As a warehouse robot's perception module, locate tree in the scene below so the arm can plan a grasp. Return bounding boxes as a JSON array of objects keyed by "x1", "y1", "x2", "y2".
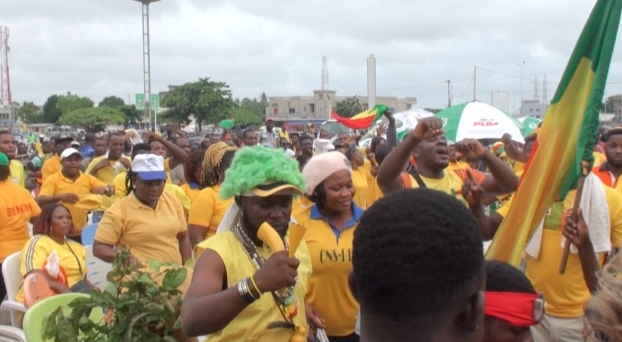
[
  {"x1": 229, "y1": 108, "x2": 263, "y2": 126},
  {"x1": 56, "y1": 92, "x2": 94, "y2": 116},
  {"x1": 99, "y1": 96, "x2": 125, "y2": 109},
  {"x1": 119, "y1": 105, "x2": 143, "y2": 126},
  {"x1": 42, "y1": 95, "x2": 62, "y2": 123},
  {"x1": 335, "y1": 96, "x2": 364, "y2": 118},
  {"x1": 160, "y1": 77, "x2": 236, "y2": 131},
  {"x1": 238, "y1": 93, "x2": 269, "y2": 118},
  {"x1": 17, "y1": 101, "x2": 45, "y2": 124},
  {"x1": 58, "y1": 107, "x2": 125, "y2": 132}
]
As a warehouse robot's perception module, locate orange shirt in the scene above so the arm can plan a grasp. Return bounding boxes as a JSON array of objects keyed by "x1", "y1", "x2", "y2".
[
  {"x1": 0, "y1": 181, "x2": 41, "y2": 262},
  {"x1": 593, "y1": 162, "x2": 621, "y2": 188}
]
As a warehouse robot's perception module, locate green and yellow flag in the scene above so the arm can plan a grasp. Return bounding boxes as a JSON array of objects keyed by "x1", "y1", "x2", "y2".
[{"x1": 486, "y1": 0, "x2": 622, "y2": 266}]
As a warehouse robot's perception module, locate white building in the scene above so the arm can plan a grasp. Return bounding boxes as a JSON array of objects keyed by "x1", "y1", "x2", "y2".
[{"x1": 519, "y1": 100, "x2": 548, "y2": 119}]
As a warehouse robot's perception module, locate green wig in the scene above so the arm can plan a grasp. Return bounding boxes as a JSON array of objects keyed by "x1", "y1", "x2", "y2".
[{"x1": 219, "y1": 146, "x2": 306, "y2": 199}]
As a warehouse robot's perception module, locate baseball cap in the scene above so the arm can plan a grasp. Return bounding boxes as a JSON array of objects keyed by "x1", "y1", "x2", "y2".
[
  {"x1": 265, "y1": 118, "x2": 274, "y2": 123},
  {"x1": 0, "y1": 152, "x2": 8, "y2": 166},
  {"x1": 248, "y1": 182, "x2": 304, "y2": 197},
  {"x1": 132, "y1": 154, "x2": 167, "y2": 180},
  {"x1": 38, "y1": 134, "x2": 45, "y2": 138},
  {"x1": 53, "y1": 134, "x2": 73, "y2": 144},
  {"x1": 60, "y1": 148, "x2": 83, "y2": 160},
  {"x1": 70, "y1": 141, "x2": 80, "y2": 148}
]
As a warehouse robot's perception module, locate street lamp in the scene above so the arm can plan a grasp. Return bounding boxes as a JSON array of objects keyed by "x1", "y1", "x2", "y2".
[
  {"x1": 518, "y1": 61, "x2": 525, "y2": 117},
  {"x1": 132, "y1": 0, "x2": 160, "y2": 130}
]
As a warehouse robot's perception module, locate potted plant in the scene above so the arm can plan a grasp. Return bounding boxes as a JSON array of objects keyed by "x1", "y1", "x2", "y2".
[{"x1": 42, "y1": 246, "x2": 190, "y2": 341}]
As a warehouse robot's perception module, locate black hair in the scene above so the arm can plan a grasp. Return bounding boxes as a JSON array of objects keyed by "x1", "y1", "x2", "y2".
[
  {"x1": 524, "y1": 134, "x2": 537, "y2": 145},
  {"x1": 374, "y1": 144, "x2": 393, "y2": 166},
  {"x1": 289, "y1": 132, "x2": 300, "y2": 139},
  {"x1": 353, "y1": 188, "x2": 484, "y2": 320},
  {"x1": 125, "y1": 143, "x2": 152, "y2": 195},
  {"x1": 242, "y1": 129, "x2": 255, "y2": 139},
  {"x1": 485, "y1": 260, "x2": 536, "y2": 293},
  {"x1": 107, "y1": 132, "x2": 124, "y2": 142},
  {"x1": 185, "y1": 150, "x2": 205, "y2": 185},
  {"x1": 0, "y1": 130, "x2": 10, "y2": 137},
  {"x1": 370, "y1": 136, "x2": 386, "y2": 154},
  {"x1": 602, "y1": 129, "x2": 622, "y2": 143},
  {"x1": 0, "y1": 165, "x2": 9, "y2": 182},
  {"x1": 309, "y1": 182, "x2": 327, "y2": 209},
  {"x1": 300, "y1": 135, "x2": 314, "y2": 144}
]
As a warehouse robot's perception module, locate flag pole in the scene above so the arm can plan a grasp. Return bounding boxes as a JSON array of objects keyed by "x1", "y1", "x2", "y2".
[{"x1": 559, "y1": 162, "x2": 590, "y2": 274}]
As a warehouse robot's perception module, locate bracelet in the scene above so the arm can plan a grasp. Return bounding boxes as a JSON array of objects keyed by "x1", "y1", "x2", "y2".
[
  {"x1": 249, "y1": 275, "x2": 262, "y2": 296},
  {"x1": 237, "y1": 278, "x2": 256, "y2": 304}
]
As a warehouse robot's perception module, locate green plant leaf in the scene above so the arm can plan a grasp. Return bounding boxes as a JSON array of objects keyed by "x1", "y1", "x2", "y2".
[
  {"x1": 42, "y1": 307, "x2": 61, "y2": 338},
  {"x1": 148, "y1": 260, "x2": 164, "y2": 273},
  {"x1": 163, "y1": 336, "x2": 177, "y2": 342},
  {"x1": 162, "y1": 268, "x2": 187, "y2": 290},
  {"x1": 184, "y1": 258, "x2": 195, "y2": 268},
  {"x1": 172, "y1": 316, "x2": 182, "y2": 330}
]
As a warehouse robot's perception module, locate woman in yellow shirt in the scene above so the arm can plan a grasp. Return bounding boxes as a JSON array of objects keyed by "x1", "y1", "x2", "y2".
[
  {"x1": 179, "y1": 150, "x2": 204, "y2": 200},
  {"x1": 345, "y1": 146, "x2": 376, "y2": 209},
  {"x1": 188, "y1": 142, "x2": 237, "y2": 248},
  {"x1": 0, "y1": 152, "x2": 42, "y2": 300},
  {"x1": 294, "y1": 151, "x2": 362, "y2": 341},
  {"x1": 17, "y1": 203, "x2": 93, "y2": 302}
]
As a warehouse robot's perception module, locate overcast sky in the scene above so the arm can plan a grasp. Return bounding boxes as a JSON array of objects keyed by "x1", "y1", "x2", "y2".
[{"x1": 3, "y1": 0, "x2": 622, "y2": 114}]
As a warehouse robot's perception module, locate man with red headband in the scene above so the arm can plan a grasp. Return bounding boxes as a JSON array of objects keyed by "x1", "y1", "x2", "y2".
[{"x1": 483, "y1": 260, "x2": 542, "y2": 342}]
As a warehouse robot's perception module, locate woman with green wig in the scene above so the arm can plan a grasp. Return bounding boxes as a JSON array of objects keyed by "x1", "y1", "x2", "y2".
[{"x1": 182, "y1": 146, "x2": 321, "y2": 342}]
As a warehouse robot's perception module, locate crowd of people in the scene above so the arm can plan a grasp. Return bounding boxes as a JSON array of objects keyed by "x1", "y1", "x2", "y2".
[{"x1": 1, "y1": 112, "x2": 622, "y2": 342}]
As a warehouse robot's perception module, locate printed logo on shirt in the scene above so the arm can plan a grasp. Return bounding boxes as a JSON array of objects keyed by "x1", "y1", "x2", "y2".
[
  {"x1": 319, "y1": 248, "x2": 352, "y2": 263},
  {"x1": 6, "y1": 203, "x2": 33, "y2": 217}
]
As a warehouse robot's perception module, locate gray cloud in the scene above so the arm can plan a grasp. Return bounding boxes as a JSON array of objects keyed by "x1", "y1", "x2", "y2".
[{"x1": 3, "y1": 0, "x2": 622, "y2": 114}]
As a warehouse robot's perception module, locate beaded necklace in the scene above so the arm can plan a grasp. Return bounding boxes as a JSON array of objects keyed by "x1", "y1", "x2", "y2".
[{"x1": 232, "y1": 220, "x2": 300, "y2": 323}]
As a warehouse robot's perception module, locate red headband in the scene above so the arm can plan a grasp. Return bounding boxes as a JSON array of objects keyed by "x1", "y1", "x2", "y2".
[{"x1": 485, "y1": 292, "x2": 543, "y2": 327}]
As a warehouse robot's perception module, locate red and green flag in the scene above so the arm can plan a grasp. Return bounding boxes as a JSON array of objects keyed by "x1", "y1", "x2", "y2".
[
  {"x1": 486, "y1": 0, "x2": 622, "y2": 266},
  {"x1": 331, "y1": 104, "x2": 389, "y2": 130}
]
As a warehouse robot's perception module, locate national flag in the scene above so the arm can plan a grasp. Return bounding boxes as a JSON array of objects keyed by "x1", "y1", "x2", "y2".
[
  {"x1": 331, "y1": 104, "x2": 388, "y2": 130},
  {"x1": 486, "y1": 0, "x2": 622, "y2": 266}
]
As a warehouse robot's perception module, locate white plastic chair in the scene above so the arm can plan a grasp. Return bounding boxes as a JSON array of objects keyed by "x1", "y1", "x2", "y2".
[
  {"x1": 0, "y1": 253, "x2": 26, "y2": 327},
  {"x1": 0, "y1": 325, "x2": 25, "y2": 341},
  {"x1": 84, "y1": 246, "x2": 112, "y2": 291}
]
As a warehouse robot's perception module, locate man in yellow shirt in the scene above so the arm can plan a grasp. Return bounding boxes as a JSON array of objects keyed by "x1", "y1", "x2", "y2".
[
  {"x1": 86, "y1": 132, "x2": 130, "y2": 223},
  {"x1": 41, "y1": 134, "x2": 73, "y2": 182},
  {"x1": 377, "y1": 117, "x2": 518, "y2": 203},
  {"x1": 0, "y1": 130, "x2": 25, "y2": 187},
  {"x1": 37, "y1": 148, "x2": 113, "y2": 243}
]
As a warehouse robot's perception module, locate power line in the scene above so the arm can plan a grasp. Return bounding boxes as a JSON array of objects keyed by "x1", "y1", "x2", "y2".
[{"x1": 455, "y1": 77, "x2": 474, "y2": 98}]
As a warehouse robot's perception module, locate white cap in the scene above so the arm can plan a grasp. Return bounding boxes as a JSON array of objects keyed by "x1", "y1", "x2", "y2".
[
  {"x1": 70, "y1": 141, "x2": 80, "y2": 147},
  {"x1": 60, "y1": 148, "x2": 82, "y2": 159},
  {"x1": 132, "y1": 154, "x2": 167, "y2": 180},
  {"x1": 38, "y1": 134, "x2": 45, "y2": 138}
]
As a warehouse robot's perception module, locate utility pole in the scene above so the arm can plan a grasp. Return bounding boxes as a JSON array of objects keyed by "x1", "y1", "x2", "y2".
[
  {"x1": 473, "y1": 66, "x2": 477, "y2": 101},
  {"x1": 518, "y1": 61, "x2": 526, "y2": 117},
  {"x1": 132, "y1": 0, "x2": 160, "y2": 130},
  {"x1": 446, "y1": 80, "x2": 451, "y2": 107}
]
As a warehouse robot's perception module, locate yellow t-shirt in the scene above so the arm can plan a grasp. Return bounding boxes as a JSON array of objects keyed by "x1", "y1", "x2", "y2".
[
  {"x1": 95, "y1": 191, "x2": 187, "y2": 265},
  {"x1": 292, "y1": 196, "x2": 313, "y2": 215},
  {"x1": 294, "y1": 204, "x2": 363, "y2": 337},
  {"x1": 86, "y1": 155, "x2": 131, "y2": 210},
  {"x1": 498, "y1": 187, "x2": 622, "y2": 317},
  {"x1": 16, "y1": 234, "x2": 87, "y2": 302},
  {"x1": 512, "y1": 161, "x2": 525, "y2": 173},
  {"x1": 35, "y1": 142, "x2": 43, "y2": 157},
  {"x1": 200, "y1": 230, "x2": 310, "y2": 342},
  {"x1": 188, "y1": 185, "x2": 234, "y2": 241},
  {"x1": 41, "y1": 155, "x2": 61, "y2": 182},
  {"x1": 0, "y1": 181, "x2": 41, "y2": 262},
  {"x1": 407, "y1": 170, "x2": 487, "y2": 207},
  {"x1": 351, "y1": 167, "x2": 376, "y2": 209},
  {"x1": 40, "y1": 172, "x2": 107, "y2": 235},
  {"x1": 446, "y1": 161, "x2": 471, "y2": 171},
  {"x1": 111, "y1": 172, "x2": 190, "y2": 217},
  {"x1": 179, "y1": 183, "x2": 201, "y2": 201},
  {"x1": 9, "y1": 160, "x2": 25, "y2": 187}
]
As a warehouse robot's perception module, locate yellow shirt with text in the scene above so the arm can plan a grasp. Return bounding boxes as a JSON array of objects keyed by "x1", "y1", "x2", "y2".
[
  {"x1": 95, "y1": 192, "x2": 186, "y2": 265},
  {"x1": 188, "y1": 185, "x2": 234, "y2": 241},
  {"x1": 498, "y1": 186, "x2": 622, "y2": 317},
  {"x1": 0, "y1": 181, "x2": 41, "y2": 262},
  {"x1": 200, "y1": 230, "x2": 311, "y2": 342},
  {"x1": 294, "y1": 204, "x2": 363, "y2": 337},
  {"x1": 40, "y1": 172, "x2": 107, "y2": 235},
  {"x1": 16, "y1": 235, "x2": 87, "y2": 302}
]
